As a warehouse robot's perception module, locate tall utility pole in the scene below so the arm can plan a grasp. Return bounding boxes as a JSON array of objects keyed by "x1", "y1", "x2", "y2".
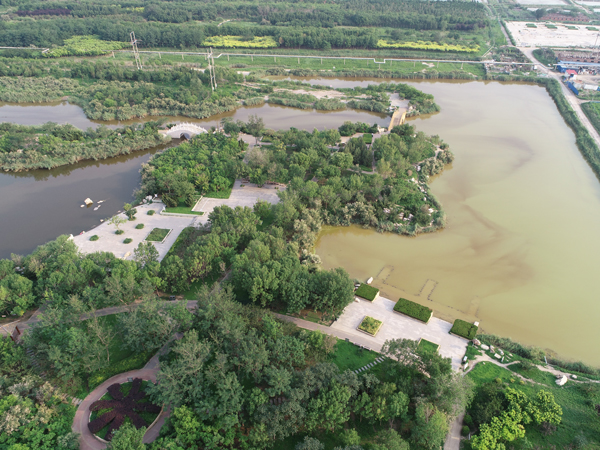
[
  {"x1": 130, "y1": 31, "x2": 142, "y2": 70},
  {"x1": 207, "y1": 47, "x2": 217, "y2": 91}
]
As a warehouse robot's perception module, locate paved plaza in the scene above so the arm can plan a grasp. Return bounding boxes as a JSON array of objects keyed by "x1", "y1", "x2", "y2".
[
  {"x1": 72, "y1": 203, "x2": 196, "y2": 261},
  {"x1": 193, "y1": 179, "x2": 283, "y2": 223},
  {"x1": 332, "y1": 295, "x2": 468, "y2": 369},
  {"x1": 506, "y1": 21, "x2": 600, "y2": 48}
]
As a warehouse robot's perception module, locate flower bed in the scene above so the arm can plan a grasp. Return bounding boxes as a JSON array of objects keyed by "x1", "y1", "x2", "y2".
[
  {"x1": 354, "y1": 283, "x2": 379, "y2": 301},
  {"x1": 393, "y1": 298, "x2": 432, "y2": 323},
  {"x1": 88, "y1": 378, "x2": 161, "y2": 442},
  {"x1": 450, "y1": 319, "x2": 478, "y2": 340},
  {"x1": 357, "y1": 316, "x2": 383, "y2": 336}
]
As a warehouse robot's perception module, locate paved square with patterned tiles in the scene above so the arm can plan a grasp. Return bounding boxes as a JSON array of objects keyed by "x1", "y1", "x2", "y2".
[{"x1": 332, "y1": 295, "x2": 468, "y2": 369}]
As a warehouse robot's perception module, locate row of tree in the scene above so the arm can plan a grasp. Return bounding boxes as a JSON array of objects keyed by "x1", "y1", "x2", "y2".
[
  {"x1": 7, "y1": 0, "x2": 489, "y2": 32},
  {"x1": 0, "y1": 122, "x2": 165, "y2": 171}
]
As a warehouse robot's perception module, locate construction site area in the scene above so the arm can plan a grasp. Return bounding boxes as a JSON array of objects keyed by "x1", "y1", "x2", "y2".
[{"x1": 506, "y1": 21, "x2": 600, "y2": 47}]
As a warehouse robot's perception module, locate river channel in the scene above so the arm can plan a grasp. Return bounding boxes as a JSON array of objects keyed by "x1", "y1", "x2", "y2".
[{"x1": 1, "y1": 79, "x2": 599, "y2": 365}]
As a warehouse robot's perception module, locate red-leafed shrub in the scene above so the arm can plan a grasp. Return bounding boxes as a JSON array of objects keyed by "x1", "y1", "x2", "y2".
[{"x1": 88, "y1": 378, "x2": 160, "y2": 441}]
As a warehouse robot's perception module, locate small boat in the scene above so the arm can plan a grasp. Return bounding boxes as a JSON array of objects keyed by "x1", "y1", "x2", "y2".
[
  {"x1": 80, "y1": 205, "x2": 84, "y2": 208},
  {"x1": 93, "y1": 206, "x2": 99, "y2": 211},
  {"x1": 98, "y1": 200, "x2": 105, "y2": 203}
]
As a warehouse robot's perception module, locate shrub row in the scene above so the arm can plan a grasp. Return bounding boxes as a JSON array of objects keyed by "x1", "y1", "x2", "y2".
[
  {"x1": 393, "y1": 298, "x2": 432, "y2": 323},
  {"x1": 450, "y1": 319, "x2": 478, "y2": 340},
  {"x1": 354, "y1": 283, "x2": 379, "y2": 301}
]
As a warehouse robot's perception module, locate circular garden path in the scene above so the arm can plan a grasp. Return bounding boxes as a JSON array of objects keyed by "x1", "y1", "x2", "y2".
[{"x1": 71, "y1": 362, "x2": 169, "y2": 450}]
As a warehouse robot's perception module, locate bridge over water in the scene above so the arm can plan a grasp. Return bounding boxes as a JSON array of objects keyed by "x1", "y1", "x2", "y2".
[{"x1": 159, "y1": 123, "x2": 208, "y2": 139}]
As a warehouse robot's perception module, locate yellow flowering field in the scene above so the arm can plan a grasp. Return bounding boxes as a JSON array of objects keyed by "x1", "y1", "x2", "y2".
[
  {"x1": 376, "y1": 39, "x2": 479, "y2": 53},
  {"x1": 203, "y1": 36, "x2": 278, "y2": 48}
]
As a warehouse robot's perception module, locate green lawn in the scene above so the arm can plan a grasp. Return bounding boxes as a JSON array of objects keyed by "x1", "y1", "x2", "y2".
[
  {"x1": 362, "y1": 133, "x2": 373, "y2": 144},
  {"x1": 145, "y1": 228, "x2": 171, "y2": 242},
  {"x1": 328, "y1": 339, "x2": 379, "y2": 373},
  {"x1": 465, "y1": 343, "x2": 482, "y2": 360},
  {"x1": 467, "y1": 361, "x2": 600, "y2": 449},
  {"x1": 164, "y1": 195, "x2": 203, "y2": 215},
  {"x1": 204, "y1": 183, "x2": 233, "y2": 199},
  {"x1": 418, "y1": 339, "x2": 439, "y2": 353}
]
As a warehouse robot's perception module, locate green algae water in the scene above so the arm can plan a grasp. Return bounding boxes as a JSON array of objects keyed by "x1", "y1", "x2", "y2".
[{"x1": 316, "y1": 80, "x2": 600, "y2": 366}]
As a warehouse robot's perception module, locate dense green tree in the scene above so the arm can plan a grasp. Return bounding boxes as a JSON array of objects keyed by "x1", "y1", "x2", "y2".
[
  {"x1": 106, "y1": 423, "x2": 146, "y2": 450},
  {"x1": 410, "y1": 403, "x2": 449, "y2": 450}
]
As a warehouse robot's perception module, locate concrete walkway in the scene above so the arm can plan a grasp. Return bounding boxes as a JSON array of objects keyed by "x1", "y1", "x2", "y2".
[{"x1": 72, "y1": 202, "x2": 196, "y2": 262}]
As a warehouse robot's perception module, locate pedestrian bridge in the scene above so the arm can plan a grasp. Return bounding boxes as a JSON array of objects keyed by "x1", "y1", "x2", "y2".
[{"x1": 159, "y1": 123, "x2": 209, "y2": 139}]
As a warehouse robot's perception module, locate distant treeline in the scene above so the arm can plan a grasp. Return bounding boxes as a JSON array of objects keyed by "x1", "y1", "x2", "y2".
[
  {"x1": 8, "y1": 0, "x2": 488, "y2": 30},
  {"x1": 0, "y1": 122, "x2": 166, "y2": 171}
]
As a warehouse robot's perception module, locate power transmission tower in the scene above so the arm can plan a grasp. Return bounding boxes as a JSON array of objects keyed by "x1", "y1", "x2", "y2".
[
  {"x1": 207, "y1": 47, "x2": 217, "y2": 91},
  {"x1": 130, "y1": 31, "x2": 142, "y2": 70}
]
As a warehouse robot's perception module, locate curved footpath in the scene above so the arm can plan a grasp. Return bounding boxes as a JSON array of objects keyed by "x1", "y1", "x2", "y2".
[{"x1": 72, "y1": 341, "x2": 175, "y2": 449}]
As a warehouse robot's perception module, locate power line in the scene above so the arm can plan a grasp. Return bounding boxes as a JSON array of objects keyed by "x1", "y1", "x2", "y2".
[
  {"x1": 130, "y1": 31, "x2": 142, "y2": 70},
  {"x1": 207, "y1": 47, "x2": 217, "y2": 91}
]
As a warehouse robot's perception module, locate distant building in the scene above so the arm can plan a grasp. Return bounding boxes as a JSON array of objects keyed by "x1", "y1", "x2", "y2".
[
  {"x1": 541, "y1": 13, "x2": 590, "y2": 22},
  {"x1": 557, "y1": 61, "x2": 600, "y2": 74},
  {"x1": 557, "y1": 51, "x2": 600, "y2": 64},
  {"x1": 565, "y1": 69, "x2": 578, "y2": 78}
]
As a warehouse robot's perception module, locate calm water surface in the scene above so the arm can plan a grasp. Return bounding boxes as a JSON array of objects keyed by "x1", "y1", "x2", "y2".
[{"x1": 315, "y1": 79, "x2": 600, "y2": 365}]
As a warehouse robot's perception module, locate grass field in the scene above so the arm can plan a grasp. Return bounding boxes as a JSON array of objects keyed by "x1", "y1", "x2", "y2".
[
  {"x1": 145, "y1": 228, "x2": 171, "y2": 242},
  {"x1": 328, "y1": 339, "x2": 379, "y2": 372},
  {"x1": 466, "y1": 361, "x2": 600, "y2": 449},
  {"x1": 164, "y1": 195, "x2": 203, "y2": 215},
  {"x1": 418, "y1": 339, "x2": 439, "y2": 353},
  {"x1": 204, "y1": 183, "x2": 233, "y2": 199}
]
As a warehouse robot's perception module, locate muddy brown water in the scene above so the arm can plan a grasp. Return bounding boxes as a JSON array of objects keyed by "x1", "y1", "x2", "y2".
[
  {"x1": 0, "y1": 102, "x2": 387, "y2": 259},
  {"x1": 312, "y1": 78, "x2": 600, "y2": 366}
]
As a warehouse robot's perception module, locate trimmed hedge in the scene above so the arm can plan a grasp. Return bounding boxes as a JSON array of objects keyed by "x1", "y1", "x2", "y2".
[
  {"x1": 393, "y1": 298, "x2": 432, "y2": 323},
  {"x1": 355, "y1": 283, "x2": 379, "y2": 301},
  {"x1": 147, "y1": 210, "x2": 155, "y2": 215},
  {"x1": 89, "y1": 235, "x2": 99, "y2": 241},
  {"x1": 123, "y1": 238, "x2": 133, "y2": 244},
  {"x1": 450, "y1": 319, "x2": 478, "y2": 340},
  {"x1": 135, "y1": 223, "x2": 145, "y2": 229}
]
